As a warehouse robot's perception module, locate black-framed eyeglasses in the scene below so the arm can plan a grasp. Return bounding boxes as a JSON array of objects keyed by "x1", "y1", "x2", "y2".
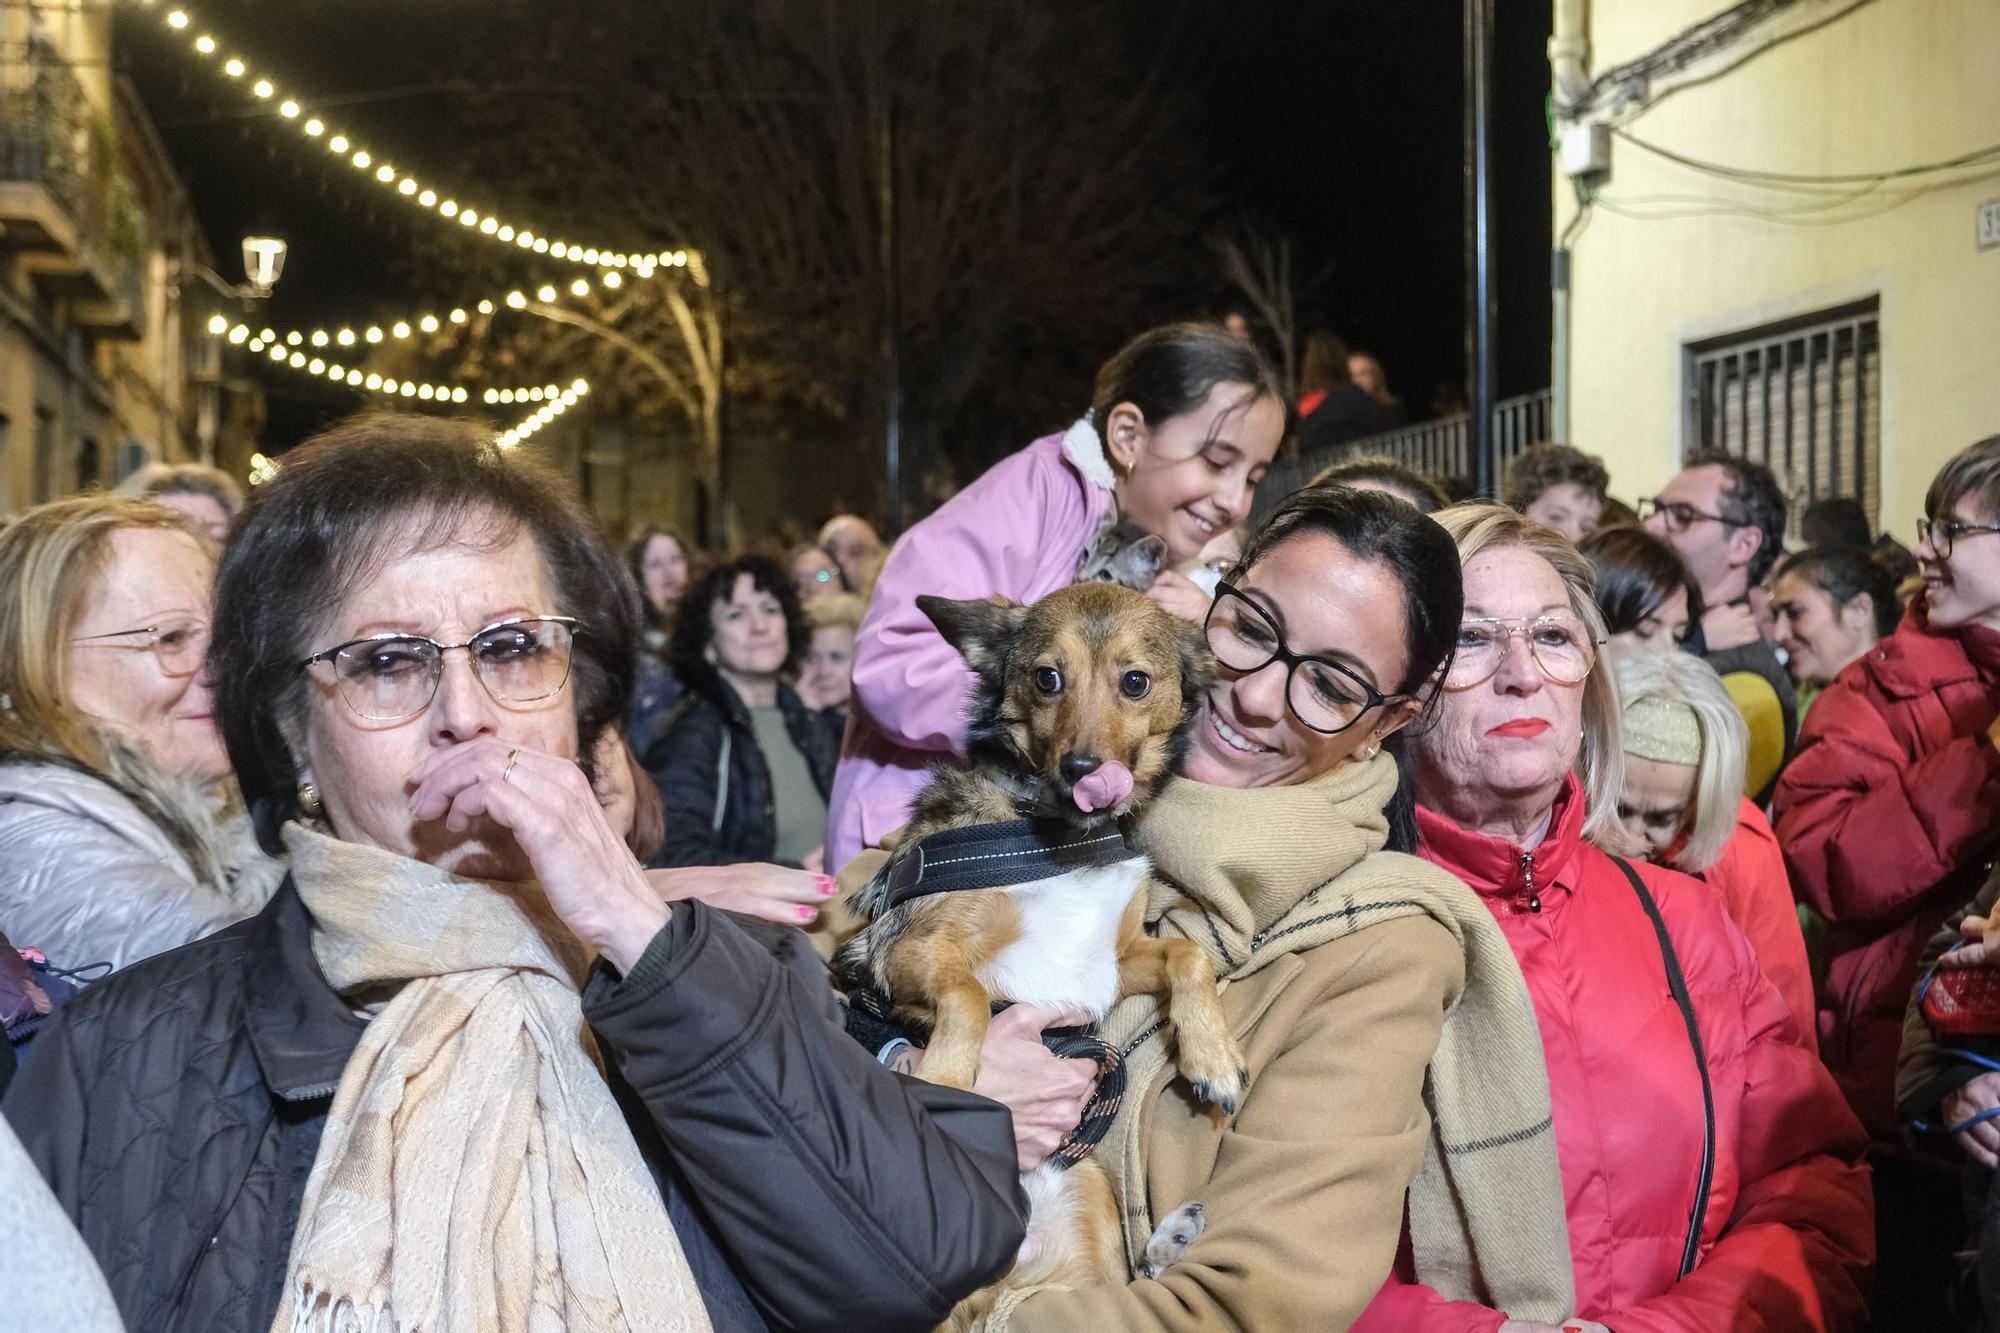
[
  {"x1": 72, "y1": 620, "x2": 211, "y2": 676},
  {"x1": 299, "y1": 615, "x2": 581, "y2": 722},
  {"x1": 1917, "y1": 517, "x2": 2000, "y2": 560},
  {"x1": 1640, "y1": 497, "x2": 1737, "y2": 533},
  {"x1": 1204, "y1": 583, "x2": 1398, "y2": 735}
]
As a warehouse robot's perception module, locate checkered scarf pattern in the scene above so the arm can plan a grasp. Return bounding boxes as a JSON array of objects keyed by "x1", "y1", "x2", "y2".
[{"x1": 271, "y1": 823, "x2": 711, "y2": 1333}]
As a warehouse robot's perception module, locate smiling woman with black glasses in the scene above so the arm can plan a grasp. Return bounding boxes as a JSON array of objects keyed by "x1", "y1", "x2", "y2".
[
  {"x1": 2, "y1": 414, "x2": 1030, "y2": 1333},
  {"x1": 983, "y1": 486, "x2": 1596, "y2": 1332}
]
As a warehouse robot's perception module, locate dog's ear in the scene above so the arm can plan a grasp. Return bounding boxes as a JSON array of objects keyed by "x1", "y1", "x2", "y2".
[
  {"x1": 1171, "y1": 614, "x2": 1217, "y2": 717},
  {"x1": 918, "y1": 595, "x2": 1027, "y2": 677}
]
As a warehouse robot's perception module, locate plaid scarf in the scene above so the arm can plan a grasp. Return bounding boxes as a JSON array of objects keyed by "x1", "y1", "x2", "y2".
[
  {"x1": 1102, "y1": 761, "x2": 1573, "y2": 1322},
  {"x1": 272, "y1": 824, "x2": 712, "y2": 1333}
]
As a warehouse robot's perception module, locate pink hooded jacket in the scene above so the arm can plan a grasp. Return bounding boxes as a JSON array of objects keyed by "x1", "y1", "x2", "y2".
[{"x1": 824, "y1": 422, "x2": 1116, "y2": 870}]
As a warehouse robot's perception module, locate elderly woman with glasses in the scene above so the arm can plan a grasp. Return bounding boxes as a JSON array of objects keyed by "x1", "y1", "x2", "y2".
[
  {"x1": 3, "y1": 415, "x2": 1028, "y2": 1333},
  {"x1": 1356, "y1": 504, "x2": 1871, "y2": 1333},
  {"x1": 953, "y1": 486, "x2": 1609, "y2": 1332},
  {"x1": 0, "y1": 495, "x2": 280, "y2": 975}
]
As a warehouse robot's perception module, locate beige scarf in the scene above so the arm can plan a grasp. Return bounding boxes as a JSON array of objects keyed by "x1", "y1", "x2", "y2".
[
  {"x1": 1099, "y1": 757, "x2": 1574, "y2": 1322},
  {"x1": 272, "y1": 824, "x2": 712, "y2": 1333}
]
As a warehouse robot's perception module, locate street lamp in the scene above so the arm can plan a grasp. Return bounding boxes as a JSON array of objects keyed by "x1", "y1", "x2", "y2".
[{"x1": 240, "y1": 236, "x2": 287, "y2": 299}]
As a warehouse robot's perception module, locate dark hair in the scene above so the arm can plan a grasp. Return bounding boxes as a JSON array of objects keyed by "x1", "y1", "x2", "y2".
[
  {"x1": 1926, "y1": 435, "x2": 2000, "y2": 524},
  {"x1": 211, "y1": 413, "x2": 639, "y2": 854},
  {"x1": 1502, "y1": 443, "x2": 1610, "y2": 511},
  {"x1": 669, "y1": 554, "x2": 811, "y2": 689},
  {"x1": 1800, "y1": 496, "x2": 1872, "y2": 551},
  {"x1": 1091, "y1": 322, "x2": 1285, "y2": 441},
  {"x1": 1235, "y1": 484, "x2": 1465, "y2": 852},
  {"x1": 1298, "y1": 331, "x2": 1352, "y2": 393},
  {"x1": 626, "y1": 525, "x2": 691, "y2": 631},
  {"x1": 1579, "y1": 525, "x2": 1706, "y2": 640},
  {"x1": 1308, "y1": 455, "x2": 1451, "y2": 515},
  {"x1": 1779, "y1": 546, "x2": 1901, "y2": 638},
  {"x1": 1684, "y1": 448, "x2": 1788, "y2": 584},
  {"x1": 1598, "y1": 495, "x2": 1640, "y2": 530}
]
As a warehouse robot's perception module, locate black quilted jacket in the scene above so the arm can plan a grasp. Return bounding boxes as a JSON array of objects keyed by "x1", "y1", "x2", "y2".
[
  {"x1": 2, "y1": 881, "x2": 1025, "y2": 1332},
  {"x1": 644, "y1": 676, "x2": 842, "y2": 868}
]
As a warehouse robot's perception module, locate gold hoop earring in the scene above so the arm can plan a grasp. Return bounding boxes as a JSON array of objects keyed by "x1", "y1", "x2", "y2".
[{"x1": 298, "y1": 782, "x2": 324, "y2": 817}]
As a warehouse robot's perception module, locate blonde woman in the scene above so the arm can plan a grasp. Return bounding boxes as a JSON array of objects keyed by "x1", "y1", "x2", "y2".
[
  {"x1": 0, "y1": 496, "x2": 278, "y2": 973},
  {"x1": 800, "y1": 592, "x2": 866, "y2": 714},
  {"x1": 1608, "y1": 645, "x2": 1817, "y2": 1050},
  {"x1": 1358, "y1": 504, "x2": 1869, "y2": 1331}
]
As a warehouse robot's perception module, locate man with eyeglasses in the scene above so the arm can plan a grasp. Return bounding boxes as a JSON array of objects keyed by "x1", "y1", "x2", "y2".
[{"x1": 1642, "y1": 450, "x2": 1798, "y2": 800}]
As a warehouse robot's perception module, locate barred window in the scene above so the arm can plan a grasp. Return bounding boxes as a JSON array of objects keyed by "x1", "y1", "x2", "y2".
[{"x1": 1684, "y1": 298, "x2": 1881, "y2": 537}]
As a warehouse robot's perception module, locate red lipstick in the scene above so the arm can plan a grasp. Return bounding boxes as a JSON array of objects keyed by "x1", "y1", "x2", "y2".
[{"x1": 1488, "y1": 718, "x2": 1551, "y2": 738}]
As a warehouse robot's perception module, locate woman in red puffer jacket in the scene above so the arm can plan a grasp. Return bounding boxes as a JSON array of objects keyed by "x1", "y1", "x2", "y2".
[
  {"x1": 1356, "y1": 507, "x2": 1872, "y2": 1332},
  {"x1": 1773, "y1": 438, "x2": 2000, "y2": 1145}
]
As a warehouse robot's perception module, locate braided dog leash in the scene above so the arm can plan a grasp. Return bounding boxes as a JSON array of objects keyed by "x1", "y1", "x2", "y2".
[{"x1": 849, "y1": 988, "x2": 1125, "y2": 1171}]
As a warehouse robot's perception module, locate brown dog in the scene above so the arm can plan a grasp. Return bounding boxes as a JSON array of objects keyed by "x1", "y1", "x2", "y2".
[{"x1": 834, "y1": 582, "x2": 1243, "y2": 1321}]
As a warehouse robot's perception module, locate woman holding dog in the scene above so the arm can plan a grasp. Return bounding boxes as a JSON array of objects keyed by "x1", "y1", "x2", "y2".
[
  {"x1": 986, "y1": 487, "x2": 1575, "y2": 1331},
  {"x1": 825, "y1": 321, "x2": 1287, "y2": 872},
  {"x1": 1355, "y1": 505, "x2": 1872, "y2": 1332},
  {"x1": 4, "y1": 416, "x2": 1029, "y2": 1332}
]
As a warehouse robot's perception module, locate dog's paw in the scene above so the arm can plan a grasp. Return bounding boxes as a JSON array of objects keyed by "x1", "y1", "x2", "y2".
[
  {"x1": 1176, "y1": 1048, "x2": 1240, "y2": 1112},
  {"x1": 1138, "y1": 1200, "x2": 1207, "y2": 1279}
]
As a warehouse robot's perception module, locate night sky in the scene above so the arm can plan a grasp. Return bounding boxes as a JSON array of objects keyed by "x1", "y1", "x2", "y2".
[{"x1": 121, "y1": 0, "x2": 1553, "y2": 489}]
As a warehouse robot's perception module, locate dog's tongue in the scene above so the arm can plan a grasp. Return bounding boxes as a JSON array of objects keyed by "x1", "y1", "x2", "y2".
[{"x1": 1073, "y1": 762, "x2": 1134, "y2": 813}]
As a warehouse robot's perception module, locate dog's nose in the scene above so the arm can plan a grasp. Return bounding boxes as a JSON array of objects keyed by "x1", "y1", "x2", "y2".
[{"x1": 1059, "y1": 753, "x2": 1103, "y2": 782}]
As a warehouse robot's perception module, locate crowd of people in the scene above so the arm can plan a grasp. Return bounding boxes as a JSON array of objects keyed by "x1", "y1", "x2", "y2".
[{"x1": 0, "y1": 318, "x2": 1994, "y2": 1331}]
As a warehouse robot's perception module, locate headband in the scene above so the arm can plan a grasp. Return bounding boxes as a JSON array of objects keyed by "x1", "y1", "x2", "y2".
[{"x1": 1623, "y1": 694, "x2": 1704, "y2": 767}]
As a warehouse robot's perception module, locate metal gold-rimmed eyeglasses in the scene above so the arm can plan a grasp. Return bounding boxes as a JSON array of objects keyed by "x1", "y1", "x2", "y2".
[
  {"x1": 1442, "y1": 614, "x2": 1600, "y2": 690},
  {"x1": 72, "y1": 620, "x2": 211, "y2": 677},
  {"x1": 299, "y1": 615, "x2": 581, "y2": 722},
  {"x1": 1203, "y1": 582, "x2": 1402, "y2": 735},
  {"x1": 1917, "y1": 516, "x2": 2000, "y2": 560},
  {"x1": 1639, "y1": 497, "x2": 1737, "y2": 533}
]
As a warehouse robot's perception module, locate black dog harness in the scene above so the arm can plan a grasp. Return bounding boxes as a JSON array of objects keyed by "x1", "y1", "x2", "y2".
[
  {"x1": 867, "y1": 816, "x2": 1141, "y2": 1169},
  {"x1": 880, "y1": 817, "x2": 1138, "y2": 909}
]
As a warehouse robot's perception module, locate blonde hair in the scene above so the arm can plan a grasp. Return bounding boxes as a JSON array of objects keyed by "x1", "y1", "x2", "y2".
[
  {"x1": 806, "y1": 592, "x2": 867, "y2": 634},
  {"x1": 0, "y1": 495, "x2": 211, "y2": 773},
  {"x1": 1426, "y1": 503, "x2": 1625, "y2": 843},
  {"x1": 1609, "y1": 646, "x2": 1746, "y2": 873}
]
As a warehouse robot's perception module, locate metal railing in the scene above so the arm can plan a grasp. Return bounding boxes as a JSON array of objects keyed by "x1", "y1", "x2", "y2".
[
  {"x1": 1256, "y1": 387, "x2": 1552, "y2": 516},
  {"x1": 0, "y1": 38, "x2": 148, "y2": 289},
  {"x1": 1, "y1": 39, "x2": 93, "y2": 226},
  {"x1": 1685, "y1": 300, "x2": 1880, "y2": 534}
]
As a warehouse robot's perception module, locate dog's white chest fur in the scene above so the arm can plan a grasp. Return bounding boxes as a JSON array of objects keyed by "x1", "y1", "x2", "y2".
[{"x1": 975, "y1": 855, "x2": 1149, "y2": 1022}]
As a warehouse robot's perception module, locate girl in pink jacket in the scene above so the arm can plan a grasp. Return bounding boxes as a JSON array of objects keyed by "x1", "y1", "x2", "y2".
[{"x1": 824, "y1": 322, "x2": 1286, "y2": 869}]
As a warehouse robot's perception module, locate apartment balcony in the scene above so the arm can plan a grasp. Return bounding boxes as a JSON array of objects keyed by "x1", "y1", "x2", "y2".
[{"x1": 0, "y1": 41, "x2": 147, "y2": 338}]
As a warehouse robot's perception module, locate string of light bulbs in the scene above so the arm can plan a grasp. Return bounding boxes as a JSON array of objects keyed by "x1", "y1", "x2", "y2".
[
  {"x1": 496, "y1": 382, "x2": 589, "y2": 451},
  {"x1": 139, "y1": 0, "x2": 694, "y2": 271},
  {"x1": 199, "y1": 266, "x2": 647, "y2": 356},
  {"x1": 217, "y1": 314, "x2": 592, "y2": 402}
]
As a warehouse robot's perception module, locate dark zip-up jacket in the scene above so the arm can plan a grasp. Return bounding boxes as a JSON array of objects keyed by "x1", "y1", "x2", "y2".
[
  {"x1": 645, "y1": 675, "x2": 842, "y2": 868},
  {"x1": 2, "y1": 880, "x2": 1025, "y2": 1332}
]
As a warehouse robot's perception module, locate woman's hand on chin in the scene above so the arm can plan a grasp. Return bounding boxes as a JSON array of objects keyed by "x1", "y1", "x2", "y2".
[{"x1": 407, "y1": 737, "x2": 669, "y2": 973}]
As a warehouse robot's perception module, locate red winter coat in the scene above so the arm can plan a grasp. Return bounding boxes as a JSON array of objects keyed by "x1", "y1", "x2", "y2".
[
  {"x1": 1773, "y1": 604, "x2": 2000, "y2": 1142},
  {"x1": 1701, "y1": 799, "x2": 1818, "y2": 1056},
  {"x1": 1356, "y1": 776, "x2": 1873, "y2": 1332}
]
